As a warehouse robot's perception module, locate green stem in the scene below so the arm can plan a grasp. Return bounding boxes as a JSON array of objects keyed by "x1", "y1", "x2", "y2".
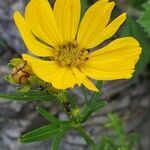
[
  {"x1": 63, "y1": 91, "x2": 78, "y2": 109},
  {"x1": 57, "y1": 90, "x2": 79, "y2": 120},
  {"x1": 76, "y1": 127, "x2": 96, "y2": 150},
  {"x1": 52, "y1": 129, "x2": 63, "y2": 150},
  {"x1": 57, "y1": 90, "x2": 96, "y2": 149}
]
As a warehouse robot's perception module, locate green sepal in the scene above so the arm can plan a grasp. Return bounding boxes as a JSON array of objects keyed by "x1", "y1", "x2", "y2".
[
  {"x1": 8, "y1": 58, "x2": 24, "y2": 68},
  {"x1": 17, "y1": 84, "x2": 31, "y2": 93},
  {"x1": 4, "y1": 75, "x2": 17, "y2": 85},
  {"x1": 28, "y1": 75, "x2": 45, "y2": 86}
]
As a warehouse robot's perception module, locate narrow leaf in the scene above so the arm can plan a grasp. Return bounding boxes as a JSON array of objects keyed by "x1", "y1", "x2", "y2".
[
  {"x1": 19, "y1": 125, "x2": 59, "y2": 143},
  {"x1": 79, "y1": 100, "x2": 106, "y2": 123},
  {"x1": 0, "y1": 91, "x2": 56, "y2": 102},
  {"x1": 36, "y1": 106, "x2": 60, "y2": 125},
  {"x1": 91, "y1": 101, "x2": 107, "y2": 112}
]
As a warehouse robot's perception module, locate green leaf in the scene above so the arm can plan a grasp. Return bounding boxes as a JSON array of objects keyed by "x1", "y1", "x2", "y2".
[
  {"x1": 106, "y1": 113, "x2": 124, "y2": 136},
  {"x1": 79, "y1": 100, "x2": 106, "y2": 123},
  {"x1": 0, "y1": 91, "x2": 56, "y2": 102},
  {"x1": 125, "y1": 0, "x2": 148, "y2": 9},
  {"x1": 91, "y1": 101, "x2": 107, "y2": 112},
  {"x1": 19, "y1": 125, "x2": 59, "y2": 143},
  {"x1": 121, "y1": 17, "x2": 150, "y2": 76},
  {"x1": 97, "y1": 136, "x2": 116, "y2": 150},
  {"x1": 52, "y1": 130, "x2": 64, "y2": 150},
  {"x1": 138, "y1": 2, "x2": 150, "y2": 36},
  {"x1": 97, "y1": 113, "x2": 138, "y2": 150},
  {"x1": 81, "y1": 81, "x2": 107, "y2": 122},
  {"x1": 51, "y1": 122, "x2": 71, "y2": 150},
  {"x1": 78, "y1": 81, "x2": 105, "y2": 123},
  {"x1": 117, "y1": 147, "x2": 128, "y2": 150},
  {"x1": 36, "y1": 107, "x2": 60, "y2": 125}
]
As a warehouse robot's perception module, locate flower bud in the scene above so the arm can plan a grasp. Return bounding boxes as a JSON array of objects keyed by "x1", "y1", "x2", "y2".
[{"x1": 11, "y1": 61, "x2": 32, "y2": 85}]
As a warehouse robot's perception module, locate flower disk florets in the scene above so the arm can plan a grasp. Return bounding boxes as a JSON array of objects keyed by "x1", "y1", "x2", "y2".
[{"x1": 54, "y1": 41, "x2": 89, "y2": 67}]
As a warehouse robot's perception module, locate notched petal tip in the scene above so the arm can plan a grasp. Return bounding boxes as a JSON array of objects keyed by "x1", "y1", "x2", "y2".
[
  {"x1": 82, "y1": 78, "x2": 100, "y2": 92},
  {"x1": 110, "y1": 1, "x2": 115, "y2": 7}
]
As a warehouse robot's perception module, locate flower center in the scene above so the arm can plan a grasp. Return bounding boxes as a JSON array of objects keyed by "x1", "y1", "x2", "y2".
[{"x1": 53, "y1": 41, "x2": 89, "y2": 67}]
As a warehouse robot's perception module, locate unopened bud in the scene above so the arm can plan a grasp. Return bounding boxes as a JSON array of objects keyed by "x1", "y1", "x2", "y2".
[
  {"x1": 71, "y1": 108, "x2": 80, "y2": 117},
  {"x1": 11, "y1": 61, "x2": 31, "y2": 85}
]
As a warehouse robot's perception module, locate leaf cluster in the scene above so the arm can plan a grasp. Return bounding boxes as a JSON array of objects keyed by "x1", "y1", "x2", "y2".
[
  {"x1": 0, "y1": 81, "x2": 106, "y2": 149},
  {"x1": 97, "y1": 113, "x2": 139, "y2": 150}
]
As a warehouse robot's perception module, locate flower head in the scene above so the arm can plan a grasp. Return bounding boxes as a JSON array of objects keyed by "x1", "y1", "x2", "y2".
[{"x1": 13, "y1": 0, "x2": 142, "y2": 91}]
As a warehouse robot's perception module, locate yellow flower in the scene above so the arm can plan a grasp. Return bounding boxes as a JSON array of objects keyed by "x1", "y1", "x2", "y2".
[{"x1": 13, "y1": 0, "x2": 142, "y2": 91}]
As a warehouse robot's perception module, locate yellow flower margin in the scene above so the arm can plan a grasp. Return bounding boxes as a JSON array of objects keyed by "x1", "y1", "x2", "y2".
[{"x1": 13, "y1": 0, "x2": 142, "y2": 92}]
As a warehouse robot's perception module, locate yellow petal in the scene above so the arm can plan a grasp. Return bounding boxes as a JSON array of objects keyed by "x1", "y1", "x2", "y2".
[
  {"x1": 13, "y1": 11, "x2": 54, "y2": 57},
  {"x1": 93, "y1": 13, "x2": 126, "y2": 46},
  {"x1": 25, "y1": 0, "x2": 56, "y2": 46},
  {"x1": 22, "y1": 54, "x2": 46, "y2": 66},
  {"x1": 82, "y1": 78, "x2": 99, "y2": 92},
  {"x1": 82, "y1": 37, "x2": 142, "y2": 80},
  {"x1": 25, "y1": 57, "x2": 76, "y2": 89},
  {"x1": 51, "y1": 67, "x2": 76, "y2": 89},
  {"x1": 54, "y1": 0, "x2": 81, "y2": 42},
  {"x1": 71, "y1": 68, "x2": 99, "y2": 91},
  {"x1": 27, "y1": 0, "x2": 63, "y2": 45},
  {"x1": 71, "y1": 67, "x2": 85, "y2": 86},
  {"x1": 77, "y1": 0, "x2": 114, "y2": 48}
]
